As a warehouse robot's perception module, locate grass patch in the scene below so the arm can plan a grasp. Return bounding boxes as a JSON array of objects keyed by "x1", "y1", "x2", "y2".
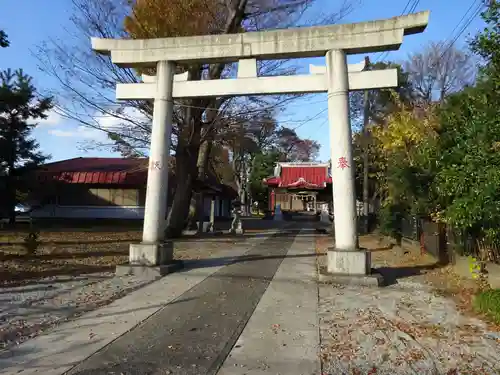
[{"x1": 474, "y1": 289, "x2": 500, "y2": 323}]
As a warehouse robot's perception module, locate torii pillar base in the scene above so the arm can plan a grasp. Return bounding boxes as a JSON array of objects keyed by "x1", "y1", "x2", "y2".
[
  {"x1": 319, "y1": 248, "x2": 385, "y2": 287},
  {"x1": 115, "y1": 242, "x2": 184, "y2": 278}
]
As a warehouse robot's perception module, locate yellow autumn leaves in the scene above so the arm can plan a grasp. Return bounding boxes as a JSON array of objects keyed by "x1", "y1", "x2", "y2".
[
  {"x1": 370, "y1": 93, "x2": 440, "y2": 168},
  {"x1": 124, "y1": 0, "x2": 226, "y2": 39}
]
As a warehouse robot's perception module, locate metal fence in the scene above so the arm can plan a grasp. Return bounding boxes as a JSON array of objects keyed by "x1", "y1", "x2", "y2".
[
  {"x1": 401, "y1": 215, "x2": 421, "y2": 242},
  {"x1": 400, "y1": 216, "x2": 485, "y2": 264},
  {"x1": 401, "y1": 216, "x2": 464, "y2": 264},
  {"x1": 420, "y1": 220, "x2": 449, "y2": 264}
]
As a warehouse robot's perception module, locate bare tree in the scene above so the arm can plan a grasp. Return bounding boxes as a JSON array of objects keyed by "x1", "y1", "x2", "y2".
[
  {"x1": 404, "y1": 41, "x2": 476, "y2": 103},
  {"x1": 36, "y1": 0, "x2": 357, "y2": 236},
  {"x1": 223, "y1": 111, "x2": 320, "y2": 214}
]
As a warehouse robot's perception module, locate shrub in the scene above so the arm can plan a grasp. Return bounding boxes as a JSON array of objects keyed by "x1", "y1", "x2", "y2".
[{"x1": 474, "y1": 289, "x2": 500, "y2": 324}]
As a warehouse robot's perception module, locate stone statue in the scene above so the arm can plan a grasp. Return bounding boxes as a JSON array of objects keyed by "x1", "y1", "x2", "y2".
[
  {"x1": 274, "y1": 204, "x2": 283, "y2": 221},
  {"x1": 229, "y1": 199, "x2": 244, "y2": 234}
]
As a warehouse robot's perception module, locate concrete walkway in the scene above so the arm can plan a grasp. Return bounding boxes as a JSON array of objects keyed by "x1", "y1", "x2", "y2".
[
  {"x1": 218, "y1": 229, "x2": 320, "y2": 375},
  {"x1": 0, "y1": 227, "x2": 319, "y2": 375}
]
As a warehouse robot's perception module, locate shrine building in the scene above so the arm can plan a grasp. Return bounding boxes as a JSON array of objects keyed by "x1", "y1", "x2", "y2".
[{"x1": 263, "y1": 162, "x2": 333, "y2": 213}]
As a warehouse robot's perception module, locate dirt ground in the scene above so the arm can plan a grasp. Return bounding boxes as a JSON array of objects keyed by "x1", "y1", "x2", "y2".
[
  {"x1": 315, "y1": 233, "x2": 497, "y2": 328},
  {"x1": 0, "y1": 225, "x2": 254, "y2": 287}
]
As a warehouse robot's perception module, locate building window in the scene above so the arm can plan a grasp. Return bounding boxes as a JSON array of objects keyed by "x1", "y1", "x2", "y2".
[
  {"x1": 58, "y1": 186, "x2": 139, "y2": 206},
  {"x1": 122, "y1": 189, "x2": 139, "y2": 206},
  {"x1": 90, "y1": 188, "x2": 111, "y2": 204},
  {"x1": 89, "y1": 188, "x2": 139, "y2": 206}
]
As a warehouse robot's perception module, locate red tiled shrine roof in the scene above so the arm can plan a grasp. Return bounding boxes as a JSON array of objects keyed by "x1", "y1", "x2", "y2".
[
  {"x1": 264, "y1": 164, "x2": 332, "y2": 189},
  {"x1": 31, "y1": 157, "x2": 238, "y2": 198},
  {"x1": 35, "y1": 157, "x2": 148, "y2": 185}
]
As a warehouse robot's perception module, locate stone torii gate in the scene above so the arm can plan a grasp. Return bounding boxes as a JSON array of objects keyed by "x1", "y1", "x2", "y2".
[{"x1": 91, "y1": 11, "x2": 429, "y2": 278}]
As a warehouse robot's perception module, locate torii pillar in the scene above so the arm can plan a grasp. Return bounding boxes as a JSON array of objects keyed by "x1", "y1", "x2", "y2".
[
  {"x1": 326, "y1": 50, "x2": 365, "y2": 275},
  {"x1": 311, "y1": 56, "x2": 374, "y2": 277},
  {"x1": 128, "y1": 61, "x2": 176, "y2": 268}
]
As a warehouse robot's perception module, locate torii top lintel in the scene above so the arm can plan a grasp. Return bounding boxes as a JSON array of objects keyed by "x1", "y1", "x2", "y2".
[{"x1": 91, "y1": 11, "x2": 429, "y2": 68}]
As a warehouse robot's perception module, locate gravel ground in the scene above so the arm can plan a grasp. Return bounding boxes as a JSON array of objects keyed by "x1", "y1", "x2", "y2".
[
  {"x1": 0, "y1": 272, "x2": 157, "y2": 350},
  {"x1": 316, "y1": 234, "x2": 500, "y2": 374},
  {"x1": 319, "y1": 282, "x2": 500, "y2": 375}
]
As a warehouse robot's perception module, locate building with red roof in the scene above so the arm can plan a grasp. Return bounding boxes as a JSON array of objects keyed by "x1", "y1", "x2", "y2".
[
  {"x1": 263, "y1": 162, "x2": 332, "y2": 212},
  {"x1": 25, "y1": 157, "x2": 237, "y2": 220}
]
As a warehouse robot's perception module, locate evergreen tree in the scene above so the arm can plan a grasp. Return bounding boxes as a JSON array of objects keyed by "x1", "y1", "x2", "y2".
[
  {"x1": 0, "y1": 68, "x2": 52, "y2": 222},
  {"x1": 470, "y1": 1, "x2": 499, "y2": 86},
  {"x1": 0, "y1": 30, "x2": 8, "y2": 48},
  {"x1": 249, "y1": 151, "x2": 280, "y2": 211}
]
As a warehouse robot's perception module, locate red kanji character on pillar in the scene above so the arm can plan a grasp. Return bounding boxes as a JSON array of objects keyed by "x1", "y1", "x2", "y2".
[
  {"x1": 337, "y1": 156, "x2": 349, "y2": 170},
  {"x1": 149, "y1": 160, "x2": 162, "y2": 170}
]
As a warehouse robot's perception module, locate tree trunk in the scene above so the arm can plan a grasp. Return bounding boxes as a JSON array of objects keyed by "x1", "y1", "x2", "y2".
[
  {"x1": 239, "y1": 166, "x2": 246, "y2": 216},
  {"x1": 186, "y1": 110, "x2": 215, "y2": 232},
  {"x1": 166, "y1": 173, "x2": 195, "y2": 237},
  {"x1": 362, "y1": 90, "x2": 370, "y2": 233},
  {"x1": 165, "y1": 100, "x2": 203, "y2": 238},
  {"x1": 194, "y1": 139, "x2": 213, "y2": 231},
  {"x1": 6, "y1": 173, "x2": 16, "y2": 225},
  {"x1": 165, "y1": 0, "x2": 251, "y2": 236}
]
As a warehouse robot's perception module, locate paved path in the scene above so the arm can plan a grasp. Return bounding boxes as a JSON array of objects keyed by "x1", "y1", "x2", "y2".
[
  {"x1": 218, "y1": 229, "x2": 320, "y2": 375},
  {"x1": 67, "y1": 231, "x2": 297, "y2": 375},
  {"x1": 0, "y1": 227, "x2": 320, "y2": 375},
  {"x1": 0, "y1": 232, "x2": 266, "y2": 350},
  {"x1": 0, "y1": 231, "x2": 276, "y2": 375}
]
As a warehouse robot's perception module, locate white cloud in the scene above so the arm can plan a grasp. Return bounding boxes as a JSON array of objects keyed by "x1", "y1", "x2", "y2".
[
  {"x1": 46, "y1": 107, "x2": 149, "y2": 142},
  {"x1": 97, "y1": 113, "x2": 122, "y2": 131},
  {"x1": 48, "y1": 126, "x2": 105, "y2": 140},
  {"x1": 2, "y1": 109, "x2": 63, "y2": 127},
  {"x1": 47, "y1": 129, "x2": 75, "y2": 137},
  {"x1": 96, "y1": 107, "x2": 150, "y2": 131},
  {"x1": 32, "y1": 110, "x2": 63, "y2": 127}
]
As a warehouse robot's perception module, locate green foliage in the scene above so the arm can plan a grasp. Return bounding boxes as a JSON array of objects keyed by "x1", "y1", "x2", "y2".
[
  {"x1": 0, "y1": 69, "x2": 52, "y2": 170},
  {"x1": 0, "y1": 68, "x2": 52, "y2": 218},
  {"x1": 369, "y1": 61, "x2": 415, "y2": 122},
  {"x1": 428, "y1": 4, "x2": 499, "y2": 237},
  {"x1": 249, "y1": 151, "x2": 280, "y2": 210},
  {"x1": 367, "y1": 4, "x2": 500, "y2": 243},
  {"x1": 470, "y1": 1, "x2": 499, "y2": 86},
  {"x1": 350, "y1": 61, "x2": 412, "y2": 130},
  {"x1": 378, "y1": 202, "x2": 405, "y2": 240},
  {"x1": 474, "y1": 289, "x2": 500, "y2": 324},
  {"x1": 434, "y1": 85, "x2": 500, "y2": 235},
  {"x1": 370, "y1": 97, "x2": 440, "y2": 219},
  {"x1": 0, "y1": 30, "x2": 8, "y2": 48},
  {"x1": 352, "y1": 131, "x2": 386, "y2": 202},
  {"x1": 468, "y1": 256, "x2": 483, "y2": 279},
  {"x1": 434, "y1": 0, "x2": 500, "y2": 237}
]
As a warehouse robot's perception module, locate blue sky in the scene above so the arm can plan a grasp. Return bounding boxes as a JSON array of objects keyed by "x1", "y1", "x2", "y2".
[{"x1": 0, "y1": 0, "x2": 487, "y2": 162}]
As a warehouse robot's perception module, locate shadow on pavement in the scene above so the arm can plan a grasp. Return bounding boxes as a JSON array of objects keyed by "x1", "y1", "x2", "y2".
[
  {"x1": 180, "y1": 252, "x2": 318, "y2": 271},
  {"x1": 376, "y1": 263, "x2": 442, "y2": 286}
]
